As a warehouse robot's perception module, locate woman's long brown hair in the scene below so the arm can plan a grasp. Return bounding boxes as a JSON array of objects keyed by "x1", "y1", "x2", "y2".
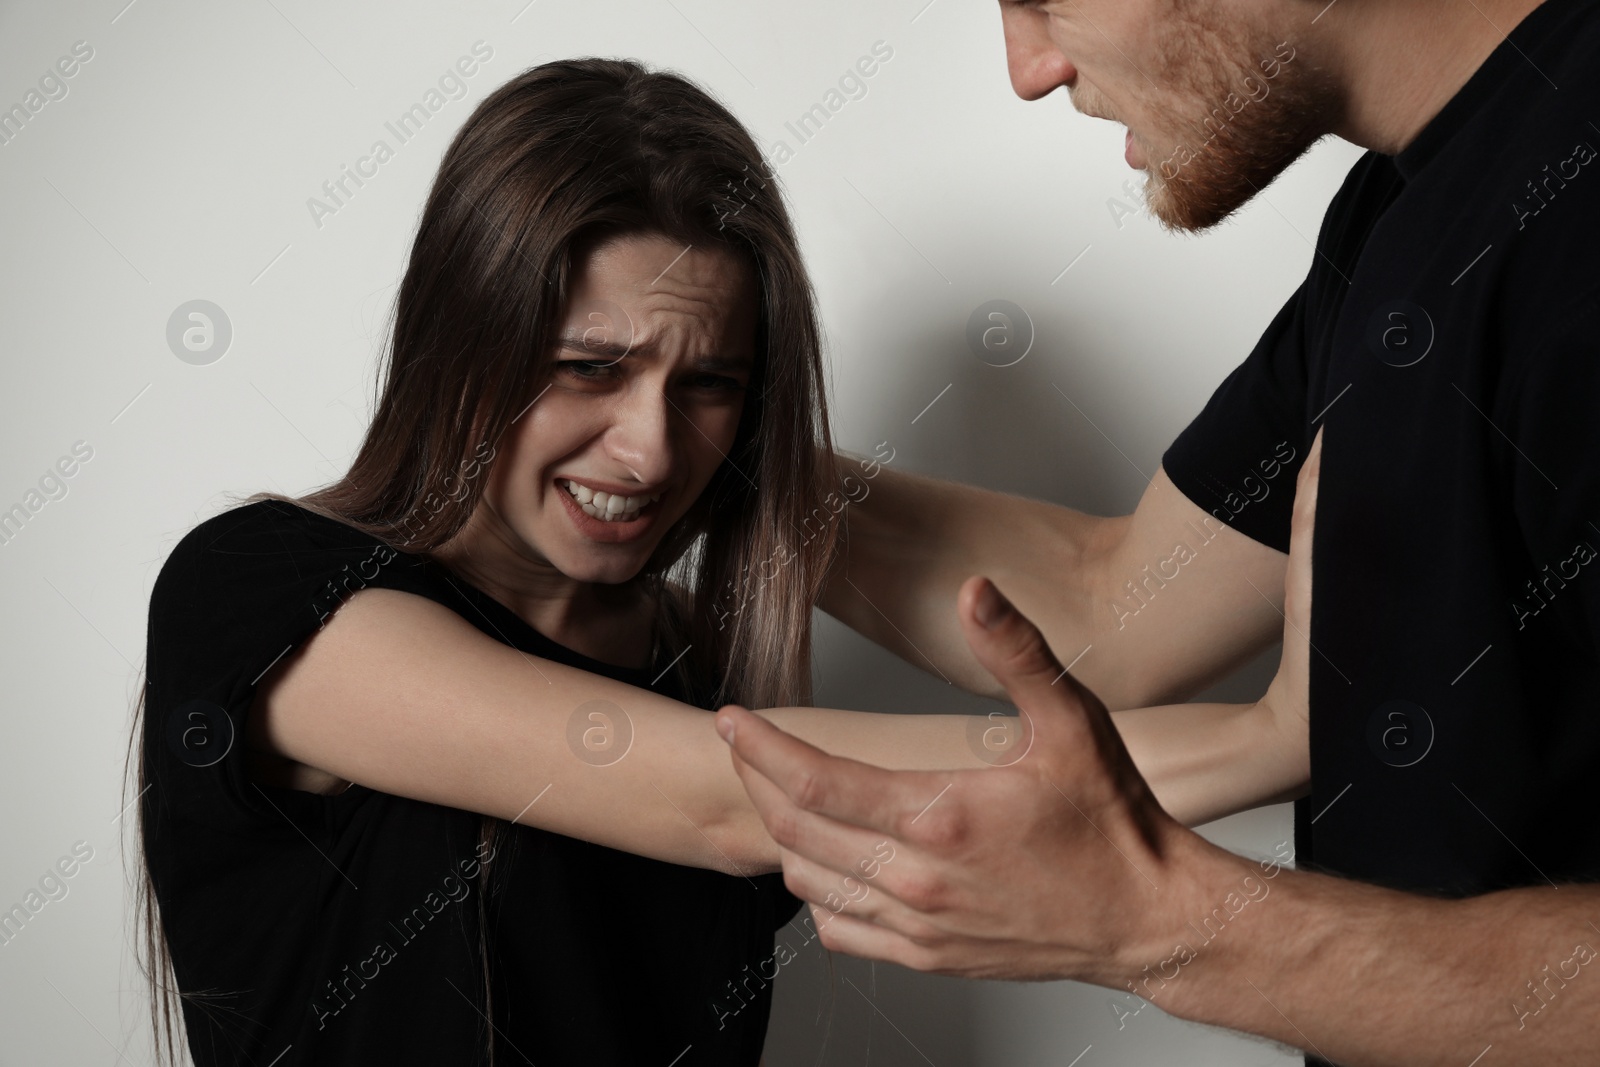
[{"x1": 128, "y1": 56, "x2": 840, "y2": 1065}]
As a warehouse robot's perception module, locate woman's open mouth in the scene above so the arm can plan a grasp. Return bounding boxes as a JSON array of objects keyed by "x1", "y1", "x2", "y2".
[{"x1": 554, "y1": 477, "x2": 664, "y2": 543}]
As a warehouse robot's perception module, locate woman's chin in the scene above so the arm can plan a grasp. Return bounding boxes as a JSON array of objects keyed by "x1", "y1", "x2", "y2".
[
  {"x1": 547, "y1": 544, "x2": 651, "y2": 586},
  {"x1": 570, "y1": 563, "x2": 645, "y2": 586}
]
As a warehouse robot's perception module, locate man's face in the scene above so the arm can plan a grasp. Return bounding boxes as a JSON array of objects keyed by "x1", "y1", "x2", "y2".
[{"x1": 999, "y1": 0, "x2": 1336, "y2": 231}]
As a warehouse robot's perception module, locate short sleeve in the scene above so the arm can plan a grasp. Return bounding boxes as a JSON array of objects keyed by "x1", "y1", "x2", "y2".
[
  {"x1": 143, "y1": 499, "x2": 444, "y2": 827},
  {"x1": 1160, "y1": 281, "x2": 1312, "y2": 555}
]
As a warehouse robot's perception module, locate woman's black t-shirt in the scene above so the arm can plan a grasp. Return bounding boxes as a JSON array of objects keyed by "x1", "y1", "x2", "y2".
[{"x1": 142, "y1": 499, "x2": 802, "y2": 1066}]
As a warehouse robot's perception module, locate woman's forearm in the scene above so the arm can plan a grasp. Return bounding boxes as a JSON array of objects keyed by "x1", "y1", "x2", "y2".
[
  {"x1": 706, "y1": 697, "x2": 1310, "y2": 874},
  {"x1": 701, "y1": 707, "x2": 994, "y2": 874},
  {"x1": 261, "y1": 588, "x2": 1301, "y2": 878},
  {"x1": 818, "y1": 456, "x2": 1105, "y2": 703},
  {"x1": 253, "y1": 587, "x2": 993, "y2": 877}
]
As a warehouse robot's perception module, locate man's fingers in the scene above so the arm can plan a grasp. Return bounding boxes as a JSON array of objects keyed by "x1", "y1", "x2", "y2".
[
  {"x1": 716, "y1": 704, "x2": 953, "y2": 839},
  {"x1": 800, "y1": 903, "x2": 945, "y2": 973},
  {"x1": 773, "y1": 842, "x2": 936, "y2": 939},
  {"x1": 956, "y1": 575, "x2": 1160, "y2": 811},
  {"x1": 723, "y1": 726, "x2": 908, "y2": 880},
  {"x1": 957, "y1": 576, "x2": 1065, "y2": 689},
  {"x1": 956, "y1": 575, "x2": 1096, "y2": 723}
]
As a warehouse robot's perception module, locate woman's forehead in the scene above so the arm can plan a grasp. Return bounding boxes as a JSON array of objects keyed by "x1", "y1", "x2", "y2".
[{"x1": 566, "y1": 235, "x2": 757, "y2": 348}]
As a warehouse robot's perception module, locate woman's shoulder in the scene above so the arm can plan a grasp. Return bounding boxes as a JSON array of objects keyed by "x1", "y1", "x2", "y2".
[
  {"x1": 160, "y1": 497, "x2": 409, "y2": 591},
  {"x1": 150, "y1": 496, "x2": 443, "y2": 653},
  {"x1": 162, "y1": 497, "x2": 385, "y2": 571}
]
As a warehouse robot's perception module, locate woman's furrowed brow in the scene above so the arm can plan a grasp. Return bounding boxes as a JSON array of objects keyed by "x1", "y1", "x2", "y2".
[
  {"x1": 556, "y1": 333, "x2": 752, "y2": 371},
  {"x1": 558, "y1": 333, "x2": 639, "y2": 359},
  {"x1": 691, "y1": 353, "x2": 755, "y2": 373}
]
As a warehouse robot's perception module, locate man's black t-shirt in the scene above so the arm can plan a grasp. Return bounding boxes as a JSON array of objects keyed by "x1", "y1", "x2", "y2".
[
  {"x1": 1164, "y1": 0, "x2": 1600, "y2": 1061},
  {"x1": 142, "y1": 498, "x2": 803, "y2": 1066}
]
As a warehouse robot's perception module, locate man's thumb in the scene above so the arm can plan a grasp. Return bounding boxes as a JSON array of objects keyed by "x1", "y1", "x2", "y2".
[{"x1": 957, "y1": 576, "x2": 1076, "y2": 707}]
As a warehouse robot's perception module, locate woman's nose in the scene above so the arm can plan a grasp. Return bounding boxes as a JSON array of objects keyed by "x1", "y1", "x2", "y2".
[{"x1": 604, "y1": 385, "x2": 676, "y2": 487}]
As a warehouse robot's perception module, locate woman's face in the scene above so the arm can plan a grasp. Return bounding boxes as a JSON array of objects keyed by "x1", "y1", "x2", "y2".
[{"x1": 480, "y1": 232, "x2": 758, "y2": 586}]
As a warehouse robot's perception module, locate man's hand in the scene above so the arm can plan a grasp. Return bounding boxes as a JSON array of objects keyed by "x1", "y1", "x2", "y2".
[
  {"x1": 714, "y1": 427, "x2": 1326, "y2": 986},
  {"x1": 720, "y1": 572, "x2": 1203, "y2": 979},
  {"x1": 715, "y1": 577, "x2": 1218, "y2": 984}
]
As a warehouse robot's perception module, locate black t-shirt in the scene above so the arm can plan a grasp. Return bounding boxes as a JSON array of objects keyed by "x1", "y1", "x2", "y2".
[
  {"x1": 142, "y1": 498, "x2": 803, "y2": 1066},
  {"x1": 1164, "y1": 1, "x2": 1600, "y2": 1062}
]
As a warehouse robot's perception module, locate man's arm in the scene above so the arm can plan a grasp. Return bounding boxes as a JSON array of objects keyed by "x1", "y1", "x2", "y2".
[
  {"x1": 821, "y1": 456, "x2": 1290, "y2": 712},
  {"x1": 1161, "y1": 844, "x2": 1600, "y2": 1065},
  {"x1": 717, "y1": 431, "x2": 1600, "y2": 1064}
]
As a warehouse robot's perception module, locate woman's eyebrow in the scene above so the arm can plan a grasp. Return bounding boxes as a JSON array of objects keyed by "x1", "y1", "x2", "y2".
[
  {"x1": 557, "y1": 333, "x2": 637, "y2": 359},
  {"x1": 690, "y1": 353, "x2": 755, "y2": 373},
  {"x1": 556, "y1": 333, "x2": 752, "y2": 372}
]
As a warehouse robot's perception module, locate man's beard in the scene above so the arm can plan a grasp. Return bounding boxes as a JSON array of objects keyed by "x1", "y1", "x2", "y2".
[{"x1": 1138, "y1": 20, "x2": 1337, "y2": 232}]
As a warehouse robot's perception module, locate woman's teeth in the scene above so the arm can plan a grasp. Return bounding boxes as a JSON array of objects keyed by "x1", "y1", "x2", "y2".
[{"x1": 560, "y1": 479, "x2": 662, "y2": 523}]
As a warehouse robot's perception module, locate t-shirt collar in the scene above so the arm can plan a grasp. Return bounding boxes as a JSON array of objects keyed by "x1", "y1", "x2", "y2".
[{"x1": 1391, "y1": 0, "x2": 1573, "y2": 180}]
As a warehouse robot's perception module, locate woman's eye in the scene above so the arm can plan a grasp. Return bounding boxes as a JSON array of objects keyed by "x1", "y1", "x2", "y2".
[
  {"x1": 687, "y1": 374, "x2": 745, "y2": 392},
  {"x1": 558, "y1": 360, "x2": 619, "y2": 381}
]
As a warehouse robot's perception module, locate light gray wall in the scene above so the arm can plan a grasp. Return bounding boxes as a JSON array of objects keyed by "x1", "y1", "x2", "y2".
[{"x1": 0, "y1": 0, "x2": 1364, "y2": 1063}]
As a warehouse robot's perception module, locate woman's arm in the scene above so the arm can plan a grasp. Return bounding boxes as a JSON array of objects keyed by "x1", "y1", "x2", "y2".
[
  {"x1": 247, "y1": 586, "x2": 987, "y2": 877},
  {"x1": 1102, "y1": 431, "x2": 1316, "y2": 830},
  {"x1": 822, "y1": 455, "x2": 1291, "y2": 713},
  {"x1": 1109, "y1": 697, "x2": 1308, "y2": 828},
  {"x1": 249, "y1": 585, "x2": 1310, "y2": 879}
]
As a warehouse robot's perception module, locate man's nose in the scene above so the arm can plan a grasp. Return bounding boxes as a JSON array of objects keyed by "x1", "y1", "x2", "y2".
[{"x1": 1000, "y1": 4, "x2": 1076, "y2": 100}]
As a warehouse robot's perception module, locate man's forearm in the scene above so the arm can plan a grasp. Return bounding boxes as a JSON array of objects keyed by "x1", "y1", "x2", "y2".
[{"x1": 1150, "y1": 836, "x2": 1600, "y2": 1065}]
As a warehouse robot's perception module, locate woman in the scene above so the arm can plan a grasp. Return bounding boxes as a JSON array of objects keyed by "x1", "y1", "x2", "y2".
[{"x1": 133, "y1": 57, "x2": 993, "y2": 1067}]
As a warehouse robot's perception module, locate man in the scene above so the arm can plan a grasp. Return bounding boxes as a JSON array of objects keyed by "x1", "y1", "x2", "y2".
[{"x1": 716, "y1": 0, "x2": 1600, "y2": 1063}]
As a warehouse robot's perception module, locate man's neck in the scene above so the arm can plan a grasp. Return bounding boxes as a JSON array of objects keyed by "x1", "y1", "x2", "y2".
[{"x1": 1314, "y1": 0, "x2": 1548, "y2": 155}]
